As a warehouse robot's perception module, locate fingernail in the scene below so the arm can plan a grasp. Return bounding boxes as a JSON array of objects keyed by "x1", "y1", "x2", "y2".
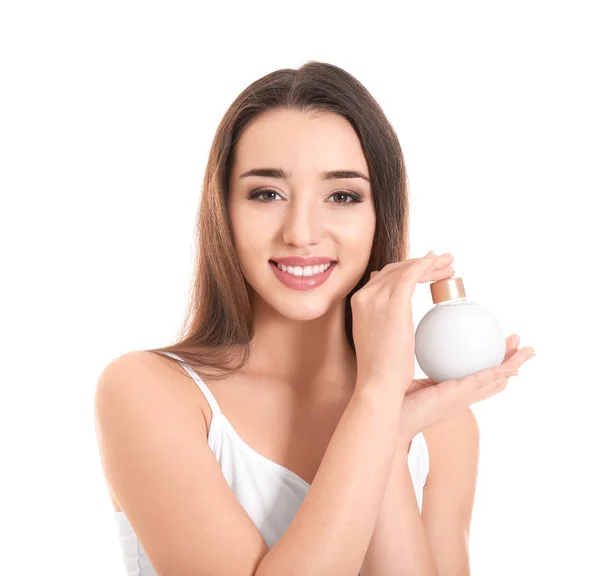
[{"x1": 515, "y1": 335, "x2": 520, "y2": 347}]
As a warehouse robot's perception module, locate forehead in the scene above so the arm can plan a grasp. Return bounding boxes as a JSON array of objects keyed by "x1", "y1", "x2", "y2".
[{"x1": 231, "y1": 108, "x2": 369, "y2": 178}]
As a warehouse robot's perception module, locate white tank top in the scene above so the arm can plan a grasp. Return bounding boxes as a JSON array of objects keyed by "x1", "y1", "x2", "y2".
[{"x1": 114, "y1": 352, "x2": 430, "y2": 576}]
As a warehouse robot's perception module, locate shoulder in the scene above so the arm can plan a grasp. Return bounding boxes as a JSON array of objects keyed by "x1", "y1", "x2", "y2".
[
  {"x1": 94, "y1": 351, "x2": 208, "y2": 433},
  {"x1": 97, "y1": 350, "x2": 188, "y2": 383},
  {"x1": 95, "y1": 351, "x2": 181, "y2": 401},
  {"x1": 422, "y1": 407, "x2": 480, "y2": 484}
]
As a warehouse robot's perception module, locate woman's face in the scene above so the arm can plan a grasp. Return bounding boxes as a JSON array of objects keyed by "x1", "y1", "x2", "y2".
[{"x1": 228, "y1": 108, "x2": 376, "y2": 320}]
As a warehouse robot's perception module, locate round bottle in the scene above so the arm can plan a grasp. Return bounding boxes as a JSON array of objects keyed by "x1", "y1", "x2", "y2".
[{"x1": 415, "y1": 277, "x2": 505, "y2": 384}]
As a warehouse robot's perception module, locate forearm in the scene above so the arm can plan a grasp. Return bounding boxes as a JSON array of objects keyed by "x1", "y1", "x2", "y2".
[
  {"x1": 360, "y1": 441, "x2": 438, "y2": 576},
  {"x1": 256, "y1": 383, "x2": 406, "y2": 576}
]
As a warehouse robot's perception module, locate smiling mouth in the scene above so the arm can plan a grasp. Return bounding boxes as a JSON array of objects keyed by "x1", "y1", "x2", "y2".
[
  {"x1": 268, "y1": 259, "x2": 337, "y2": 289},
  {"x1": 269, "y1": 260, "x2": 336, "y2": 271}
]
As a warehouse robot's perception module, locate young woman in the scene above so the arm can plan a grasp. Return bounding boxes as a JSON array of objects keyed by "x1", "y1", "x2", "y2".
[{"x1": 95, "y1": 61, "x2": 535, "y2": 576}]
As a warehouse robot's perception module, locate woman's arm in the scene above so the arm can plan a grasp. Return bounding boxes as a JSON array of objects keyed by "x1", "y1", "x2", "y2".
[
  {"x1": 255, "y1": 381, "x2": 408, "y2": 576},
  {"x1": 360, "y1": 438, "x2": 438, "y2": 576},
  {"x1": 421, "y1": 407, "x2": 480, "y2": 574},
  {"x1": 361, "y1": 407, "x2": 480, "y2": 576}
]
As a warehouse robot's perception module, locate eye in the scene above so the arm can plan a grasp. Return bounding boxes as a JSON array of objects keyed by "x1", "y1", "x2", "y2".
[
  {"x1": 247, "y1": 190, "x2": 283, "y2": 202},
  {"x1": 328, "y1": 192, "x2": 363, "y2": 206},
  {"x1": 247, "y1": 189, "x2": 364, "y2": 206}
]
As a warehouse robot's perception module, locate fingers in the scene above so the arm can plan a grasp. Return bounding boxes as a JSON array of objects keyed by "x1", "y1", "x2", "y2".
[
  {"x1": 437, "y1": 357, "x2": 522, "y2": 398},
  {"x1": 485, "y1": 364, "x2": 520, "y2": 382},
  {"x1": 432, "y1": 365, "x2": 514, "y2": 407},
  {"x1": 416, "y1": 251, "x2": 455, "y2": 282},
  {"x1": 503, "y1": 333, "x2": 520, "y2": 363},
  {"x1": 422, "y1": 263, "x2": 455, "y2": 283},
  {"x1": 430, "y1": 252, "x2": 454, "y2": 266},
  {"x1": 501, "y1": 344, "x2": 536, "y2": 371},
  {"x1": 503, "y1": 335, "x2": 515, "y2": 363},
  {"x1": 369, "y1": 251, "x2": 454, "y2": 283},
  {"x1": 458, "y1": 347, "x2": 535, "y2": 400},
  {"x1": 410, "y1": 339, "x2": 536, "y2": 414}
]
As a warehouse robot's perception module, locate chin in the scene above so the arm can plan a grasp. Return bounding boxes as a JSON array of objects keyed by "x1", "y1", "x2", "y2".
[
  {"x1": 277, "y1": 304, "x2": 331, "y2": 321},
  {"x1": 268, "y1": 295, "x2": 334, "y2": 321}
]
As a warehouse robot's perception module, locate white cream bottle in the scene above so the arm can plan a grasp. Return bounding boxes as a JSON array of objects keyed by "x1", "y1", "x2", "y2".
[{"x1": 415, "y1": 277, "x2": 505, "y2": 384}]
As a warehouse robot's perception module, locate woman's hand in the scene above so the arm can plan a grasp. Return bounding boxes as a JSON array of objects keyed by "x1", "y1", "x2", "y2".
[
  {"x1": 351, "y1": 251, "x2": 455, "y2": 392},
  {"x1": 397, "y1": 333, "x2": 535, "y2": 445}
]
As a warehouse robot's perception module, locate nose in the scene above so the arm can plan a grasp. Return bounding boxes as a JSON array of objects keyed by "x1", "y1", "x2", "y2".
[{"x1": 281, "y1": 195, "x2": 323, "y2": 247}]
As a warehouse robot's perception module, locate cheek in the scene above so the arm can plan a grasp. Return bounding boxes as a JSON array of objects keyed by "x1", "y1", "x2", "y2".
[
  {"x1": 230, "y1": 204, "x2": 258, "y2": 246},
  {"x1": 234, "y1": 216, "x2": 274, "y2": 245},
  {"x1": 336, "y1": 212, "x2": 376, "y2": 254},
  {"x1": 229, "y1": 210, "x2": 275, "y2": 272}
]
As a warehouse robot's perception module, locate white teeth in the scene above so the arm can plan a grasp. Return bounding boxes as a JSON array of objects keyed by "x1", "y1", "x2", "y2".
[{"x1": 276, "y1": 262, "x2": 333, "y2": 277}]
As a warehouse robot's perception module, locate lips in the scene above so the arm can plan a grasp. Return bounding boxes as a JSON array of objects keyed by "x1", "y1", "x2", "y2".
[{"x1": 270, "y1": 260, "x2": 337, "y2": 291}]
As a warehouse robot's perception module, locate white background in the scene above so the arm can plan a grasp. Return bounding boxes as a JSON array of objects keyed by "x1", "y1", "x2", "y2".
[{"x1": 1, "y1": 1, "x2": 598, "y2": 574}]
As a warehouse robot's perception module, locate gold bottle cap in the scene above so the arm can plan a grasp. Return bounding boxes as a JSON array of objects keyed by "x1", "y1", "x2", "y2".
[{"x1": 430, "y1": 277, "x2": 466, "y2": 304}]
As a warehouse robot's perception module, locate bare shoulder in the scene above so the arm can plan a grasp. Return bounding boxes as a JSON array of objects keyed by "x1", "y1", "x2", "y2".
[
  {"x1": 96, "y1": 350, "x2": 188, "y2": 389},
  {"x1": 94, "y1": 350, "x2": 210, "y2": 473},
  {"x1": 95, "y1": 350, "x2": 206, "y2": 426}
]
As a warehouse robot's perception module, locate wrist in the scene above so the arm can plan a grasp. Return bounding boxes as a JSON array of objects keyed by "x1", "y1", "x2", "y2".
[{"x1": 354, "y1": 376, "x2": 407, "y2": 404}]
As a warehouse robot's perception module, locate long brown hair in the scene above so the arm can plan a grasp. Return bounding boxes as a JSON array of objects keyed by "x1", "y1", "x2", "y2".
[{"x1": 145, "y1": 61, "x2": 410, "y2": 380}]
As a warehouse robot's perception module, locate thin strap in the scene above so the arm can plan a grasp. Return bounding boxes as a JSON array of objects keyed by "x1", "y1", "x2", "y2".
[{"x1": 155, "y1": 351, "x2": 223, "y2": 418}]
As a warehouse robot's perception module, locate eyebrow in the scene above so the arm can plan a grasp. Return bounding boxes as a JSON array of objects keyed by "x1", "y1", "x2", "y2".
[{"x1": 239, "y1": 168, "x2": 370, "y2": 183}]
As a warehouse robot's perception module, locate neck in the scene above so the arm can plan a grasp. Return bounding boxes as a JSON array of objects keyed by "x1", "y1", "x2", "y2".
[{"x1": 246, "y1": 298, "x2": 356, "y2": 398}]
